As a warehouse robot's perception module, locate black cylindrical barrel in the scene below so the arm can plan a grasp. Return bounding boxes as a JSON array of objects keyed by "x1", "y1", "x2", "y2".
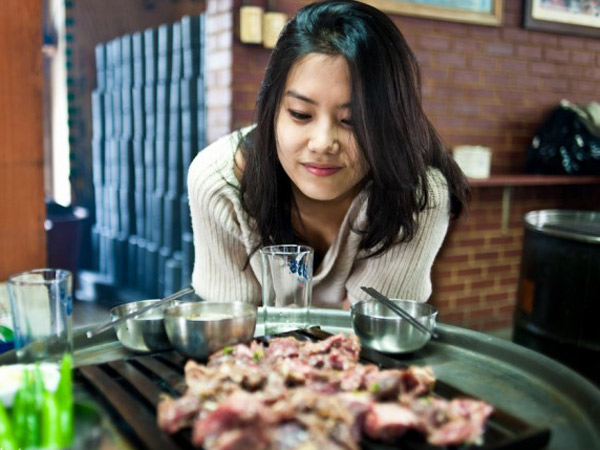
[{"x1": 513, "y1": 210, "x2": 600, "y2": 384}]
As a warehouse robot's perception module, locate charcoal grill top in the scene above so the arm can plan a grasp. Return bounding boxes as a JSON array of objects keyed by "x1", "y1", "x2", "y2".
[
  {"x1": 64, "y1": 308, "x2": 600, "y2": 450},
  {"x1": 76, "y1": 327, "x2": 554, "y2": 450}
]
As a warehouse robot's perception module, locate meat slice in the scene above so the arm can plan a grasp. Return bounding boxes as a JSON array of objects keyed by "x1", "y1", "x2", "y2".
[
  {"x1": 425, "y1": 398, "x2": 494, "y2": 446},
  {"x1": 192, "y1": 391, "x2": 274, "y2": 449},
  {"x1": 399, "y1": 366, "x2": 436, "y2": 401},
  {"x1": 157, "y1": 394, "x2": 202, "y2": 433},
  {"x1": 302, "y1": 333, "x2": 361, "y2": 370},
  {"x1": 363, "y1": 402, "x2": 421, "y2": 441},
  {"x1": 265, "y1": 336, "x2": 302, "y2": 360}
]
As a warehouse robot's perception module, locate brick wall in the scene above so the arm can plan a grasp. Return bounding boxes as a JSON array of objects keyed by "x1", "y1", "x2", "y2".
[{"x1": 207, "y1": 0, "x2": 600, "y2": 331}]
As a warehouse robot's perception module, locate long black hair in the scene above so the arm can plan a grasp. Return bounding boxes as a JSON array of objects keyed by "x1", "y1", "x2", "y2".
[{"x1": 240, "y1": 0, "x2": 469, "y2": 257}]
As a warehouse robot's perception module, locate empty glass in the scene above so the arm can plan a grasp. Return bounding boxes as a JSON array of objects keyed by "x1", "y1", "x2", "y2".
[
  {"x1": 260, "y1": 245, "x2": 313, "y2": 335},
  {"x1": 7, "y1": 268, "x2": 73, "y2": 363}
]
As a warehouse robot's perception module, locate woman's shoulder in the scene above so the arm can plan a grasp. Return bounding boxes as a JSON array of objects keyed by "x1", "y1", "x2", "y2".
[
  {"x1": 188, "y1": 128, "x2": 253, "y2": 188},
  {"x1": 424, "y1": 167, "x2": 450, "y2": 205},
  {"x1": 189, "y1": 131, "x2": 239, "y2": 173}
]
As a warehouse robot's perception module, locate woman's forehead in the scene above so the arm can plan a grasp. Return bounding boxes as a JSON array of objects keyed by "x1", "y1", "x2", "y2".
[{"x1": 284, "y1": 53, "x2": 352, "y2": 104}]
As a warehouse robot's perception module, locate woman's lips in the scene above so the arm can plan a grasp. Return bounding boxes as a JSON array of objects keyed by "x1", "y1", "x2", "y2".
[{"x1": 303, "y1": 163, "x2": 341, "y2": 177}]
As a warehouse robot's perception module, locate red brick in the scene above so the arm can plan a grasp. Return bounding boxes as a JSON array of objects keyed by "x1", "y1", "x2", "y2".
[
  {"x1": 455, "y1": 237, "x2": 486, "y2": 247},
  {"x1": 471, "y1": 280, "x2": 495, "y2": 290},
  {"x1": 498, "y1": 304, "x2": 516, "y2": 316},
  {"x1": 436, "y1": 52, "x2": 467, "y2": 67},
  {"x1": 470, "y1": 27, "x2": 501, "y2": 40},
  {"x1": 452, "y1": 70, "x2": 480, "y2": 85},
  {"x1": 439, "y1": 311, "x2": 465, "y2": 324},
  {"x1": 484, "y1": 71, "x2": 513, "y2": 86},
  {"x1": 438, "y1": 282, "x2": 468, "y2": 293},
  {"x1": 503, "y1": 249, "x2": 522, "y2": 259},
  {"x1": 531, "y1": 33, "x2": 558, "y2": 46},
  {"x1": 489, "y1": 236, "x2": 515, "y2": 245},
  {"x1": 457, "y1": 267, "x2": 484, "y2": 277},
  {"x1": 544, "y1": 48, "x2": 569, "y2": 63},
  {"x1": 559, "y1": 35, "x2": 584, "y2": 49},
  {"x1": 499, "y1": 277, "x2": 520, "y2": 287},
  {"x1": 475, "y1": 252, "x2": 498, "y2": 261},
  {"x1": 570, "y1": 80, "x2": 597, "y2": 94},
  {"x1": 485, "y1": 292, "x2": 510, "y2": 302},
  {"x1": 418, "y1": 35, "x2": 451, "y2": 51},
  {"x1": 469, "y1": 307, "x2": 495, "y2": 320},
  {"x1": 517, "y1": 45, "x2": 542, "y2": 59},
  {"x1": 542, "y1": 78, "x2": 569, "y2": 92},
  {"x1": 571, "y1": 50, "x2": 595, "y2": 65},
  {"x1": 431, "y1": 298, "x2": 452, "y2": 310},
  {"x1": 486, "y1": 263, "x2": 512, "y2": 274},
  {"x1": 530, "y1": 62, "x2": 556, "y2": 77},
  {"x1": 500, "y1": 59, "x2": 528, "y2": 74},
  {"x1": 455, "y1": 295, "x2": 480, "y2": 306},
  {"x1": 484, "y1": 42, "x2": 514, "y2": 56},
  {"x1": 453, "y1": 39, "x2": 481, "y2": 52}
]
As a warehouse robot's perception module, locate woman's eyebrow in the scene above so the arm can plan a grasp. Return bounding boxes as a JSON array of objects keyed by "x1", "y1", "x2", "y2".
[
  {"x1": 285, "y1": 89, "x2": 316, "y2": 105},
  {"x1": 285, "y1": 89, "x2": 351, "y2": 109}
]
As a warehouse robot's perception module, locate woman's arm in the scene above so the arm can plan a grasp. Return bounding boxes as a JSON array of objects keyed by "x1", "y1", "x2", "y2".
[{"x1": 187, "y1": 138, "x2": 261, "y2": 304}]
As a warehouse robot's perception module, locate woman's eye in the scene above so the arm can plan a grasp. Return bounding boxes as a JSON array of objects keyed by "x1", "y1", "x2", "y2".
[
  {"x1": 341, "y1": 118, "x2": 353, "y2": 127},
  {"x1": 289, "y1": 110, "x2": 311, "y2": 120}
]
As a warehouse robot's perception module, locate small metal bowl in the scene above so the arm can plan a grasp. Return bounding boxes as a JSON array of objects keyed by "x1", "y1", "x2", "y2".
[
  {"x1": 164, "y1": 301, "x2": 257, "y2": 360},
  {"x1": 110, "y1": 299, "x2": 173, "y2": 353},
  {"x1": 351, "y1": 299, "x2": 438, "y2": 354}
]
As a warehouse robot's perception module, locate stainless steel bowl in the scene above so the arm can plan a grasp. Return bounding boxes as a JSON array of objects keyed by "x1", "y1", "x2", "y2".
[
  {"x1": 351, "y1": 299, "x2": 438, "y2": 353},
  {"x1": 164, "y1": 301, "x2": 257, "y2": 360},
  {"x1": 110, "y1": 299, "x2": 173, "y2": 353}
]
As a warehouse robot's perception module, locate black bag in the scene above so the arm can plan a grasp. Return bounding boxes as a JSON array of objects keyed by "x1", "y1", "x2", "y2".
[{"x1": 524, "y1": 100, "x2": 600, "y2": 175}]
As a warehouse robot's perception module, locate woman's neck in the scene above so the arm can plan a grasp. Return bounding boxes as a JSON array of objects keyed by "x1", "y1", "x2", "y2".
[{"x1": 291, "y1": 186, "x2": 359, "y2": 259}]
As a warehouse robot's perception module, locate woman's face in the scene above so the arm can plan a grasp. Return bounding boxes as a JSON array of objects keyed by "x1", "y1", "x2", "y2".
[{"x1": 275, "y1": 53, "x2": 368, "y2": 205}]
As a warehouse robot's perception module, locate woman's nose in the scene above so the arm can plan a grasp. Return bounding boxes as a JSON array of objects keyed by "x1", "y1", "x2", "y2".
[{"x1": 308, "y1": 122, "x2": 339, "y2": 154}]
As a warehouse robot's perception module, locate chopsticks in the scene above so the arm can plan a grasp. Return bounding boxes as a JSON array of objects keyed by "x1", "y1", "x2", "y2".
[
  {"x1": 360, "y1": 286, "x2": 438, "y2": 339},
  {"x1": 85, "y1": 286, "x2": 195, "y2": 339}
]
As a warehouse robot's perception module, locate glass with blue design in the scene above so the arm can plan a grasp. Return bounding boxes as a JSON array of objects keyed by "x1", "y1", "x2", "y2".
[
  {"x1": 260, "y1": 245, "x2": 313, "y2": 335},
  {"x1": 7, "y1": 268, "x2": 73, "y2": 363}
]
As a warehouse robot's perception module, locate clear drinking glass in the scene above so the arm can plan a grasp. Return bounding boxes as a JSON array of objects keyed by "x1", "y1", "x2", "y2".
[
  {"x1": 260, "y1": 245, "x2": 313, "y2": 335},
  {"x1": 7, "y1": 268, "x2": 73, "y2": 363}
]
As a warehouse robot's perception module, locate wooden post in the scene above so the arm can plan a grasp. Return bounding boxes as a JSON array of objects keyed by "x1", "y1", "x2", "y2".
[{"x1": 0, "y1": 0, "x2": 46, "y2": 279}]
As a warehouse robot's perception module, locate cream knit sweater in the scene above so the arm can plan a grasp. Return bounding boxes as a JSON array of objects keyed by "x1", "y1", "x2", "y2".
[{"x1": 187, "y1": 130, "x2": 451, "y2": 309}]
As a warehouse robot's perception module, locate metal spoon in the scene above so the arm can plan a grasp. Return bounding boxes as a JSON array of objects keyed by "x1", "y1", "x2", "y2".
[{"x1": 85, "y1": 286, "x2": 195, "y2": 339}]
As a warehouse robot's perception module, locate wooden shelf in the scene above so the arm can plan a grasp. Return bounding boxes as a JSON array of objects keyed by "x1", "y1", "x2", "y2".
[
  {"x1": 469, "y1": 175, "x2": 600, "y2": 187},
  {"x1": 467, "y1": 175, "x2": 600, "y2": 235}
]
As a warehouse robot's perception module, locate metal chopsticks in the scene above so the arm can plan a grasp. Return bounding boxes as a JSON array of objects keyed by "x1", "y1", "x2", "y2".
[
  {"x1": 85, "y1": 286, "x2": 195, "y2": 339},
  {"x1": 360, "y1": 286, "x2": 438, "y2": 339}
]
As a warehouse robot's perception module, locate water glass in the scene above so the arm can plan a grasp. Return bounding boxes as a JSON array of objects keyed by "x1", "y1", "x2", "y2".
[
  {"x1": 7, "y1": 268, "x2": 73, "y2": 363},
  {"x1": 260, "y1": 245, "x2": 313, "y2": 335}
]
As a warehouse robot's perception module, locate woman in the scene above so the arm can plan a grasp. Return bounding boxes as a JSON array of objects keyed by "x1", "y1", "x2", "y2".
[{"x1": 187, "y1": 0, "x2": 469, "y2": 308}]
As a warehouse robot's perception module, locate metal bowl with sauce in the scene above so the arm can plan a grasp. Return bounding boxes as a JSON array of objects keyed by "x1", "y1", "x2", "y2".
[{"x1": 164, "y1": 301, "x2": 257, "y2": 360}]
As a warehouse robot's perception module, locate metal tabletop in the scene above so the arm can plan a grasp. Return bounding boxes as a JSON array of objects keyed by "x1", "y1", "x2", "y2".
[{"x1": 1, "y1": 307, "x2": 599, "y2": 450}]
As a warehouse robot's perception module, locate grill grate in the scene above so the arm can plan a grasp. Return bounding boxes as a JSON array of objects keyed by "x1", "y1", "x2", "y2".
[{"x1": 76, "y1": 327, "x2": 551, "y2": 450}]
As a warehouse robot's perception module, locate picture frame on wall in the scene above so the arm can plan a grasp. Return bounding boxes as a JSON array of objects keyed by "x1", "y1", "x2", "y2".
[
  {"x1": 362, "y1": 0, "x2": 503, "y2": 26},
  {"x1": 523, "y1": 0, "x2": 600, "y2": 38}
]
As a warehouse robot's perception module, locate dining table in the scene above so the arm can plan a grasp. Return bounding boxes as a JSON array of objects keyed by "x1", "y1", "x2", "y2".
[{"x1": 0, "y1": 304, "x2": 599, "y2": 450}]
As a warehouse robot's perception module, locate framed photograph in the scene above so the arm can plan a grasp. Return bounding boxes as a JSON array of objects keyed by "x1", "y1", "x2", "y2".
[
  {"x1": 362, "y1": 0, "x2": 503, "y2": 26},
  {"x1": 523, "y1": 0, "x2": 600, "y2": 38}
]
